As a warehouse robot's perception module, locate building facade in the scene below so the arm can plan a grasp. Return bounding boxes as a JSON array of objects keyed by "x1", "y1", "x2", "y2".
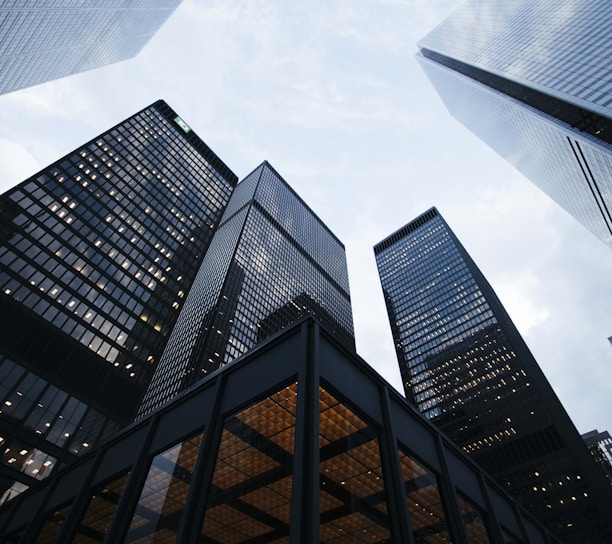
[
  {"x1": 417, "y1": 0, "x2": 612, "y2": 248},
  {"x1": 0, "y1": 0, "x2": 182, "y2": 95},
  {"x1": 582, "y1": 429, "x2": 612, "y2": 485},
  {"x1": 374, "y1": 208, "x2": 612, "y2": 542},
  {"x1": 0, "y1": 100, "x2": 237, "y2": 504},
  {"x1": 0, "y1": 319, "x2": 558, "y2": 544},
  {"x1": 139, "y1": 162, "x2": 355, "y2": 416}
]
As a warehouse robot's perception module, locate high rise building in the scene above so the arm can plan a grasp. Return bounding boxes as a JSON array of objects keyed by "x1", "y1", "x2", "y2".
[
  {"x1": 0, "y1": 319, "x2": 558, "y2": 544},
  {"x1": 582, "y1": 429, "x2": 612, "y2": 485},
  {"x1": 417, "y1": 0, "x2": 612, "y2": 248},
  {"x1": 0, "y1": 0, "x2": 182, "y2": 95},
  {"x1": 0, "y1": 100, "x2": 237, "y2": 504},
  {"x1": 374, "y1": 207, "x2": 612, "y2": 542},
  {"x1": 139, "y1": 161, "x2": 355, "y2": 416}
]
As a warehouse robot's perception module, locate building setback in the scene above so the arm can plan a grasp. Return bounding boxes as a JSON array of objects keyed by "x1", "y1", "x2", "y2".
[
  {"x1": 0, "y1": 319, "x2": 558, "y2": 543},
  {"x1": 374, "y1": 207, "x2": 612, "y2": 543},
  {"x1": 0, "y1": 100, "x2": 237, "y2": 504},
  {"x1": 417, "y1": 0, "x2": 612, "y2": 248},
  {"x1": 139, "y1": 161, "x2": 355, "y2": 416},
  {"x1": 0, "y1": 0, "x2": 182, "y2": 95}
]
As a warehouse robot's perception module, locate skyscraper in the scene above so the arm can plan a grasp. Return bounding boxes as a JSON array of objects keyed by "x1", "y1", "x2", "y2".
[
  {"x1": 374, "y1": 207, "x2": 612, "y2": 542},
  {"x1": 0, "y1": 100, "x2": 237, "y2": 503},
  {"x1": 0, "y1": 1, "x2": 182, "y2": 95},
  {"x1": 139, "y1": 161, "x2": 355, "y2": 416},
  {"x1": 582, "y1": 429, "x2": 612, "y2": 486},
  {"x1": 417, "y1": 0, "x2": 612, "y2": 248}
]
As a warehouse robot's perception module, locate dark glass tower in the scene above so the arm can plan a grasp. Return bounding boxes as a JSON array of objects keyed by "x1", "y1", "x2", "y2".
[
  {"x1": 417, "y1": 0, "x2": 612, "y2": 248},
  {"x1": 0, "y1": 1, "x2": 182, "y2": 95},
  {"x1": 139, "y1": 161, "x2": 355, "y2": 416},
  {"x1": 374, "y1": 208, "x2": 612, "y2": 542},
  {"x1": 0, "y1": 100, "x2": 237, "y2": 503},
  {"x1": 582, "y1": 429, "x2": 612, "y2": 486}
]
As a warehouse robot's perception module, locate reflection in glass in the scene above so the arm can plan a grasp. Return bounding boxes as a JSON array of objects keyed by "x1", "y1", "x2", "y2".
[
  {"x1": 319, "y1": 387, "x2": 391, "y2": 543},
  {"x1": 34, "y1": 502, "x2": 73, "y2": 544},
  {"x1": 72, "y1": 471, "x2": 130, "y2": 543},
  {"x1": 398, "y1": 447, "x2": 451, "y2": 543},
  {"x1": 126, "y1": 431, "x2": 203, "y2": 542},
  {"x1": 457, "y1": 493, "x2": 491, "y2": 543},
  {"x1": 501, "y1": 526, "x2": 524, "y2": 543},
  {"x1": 201, "y1": 382, "x2": 297, "y2": 543}
]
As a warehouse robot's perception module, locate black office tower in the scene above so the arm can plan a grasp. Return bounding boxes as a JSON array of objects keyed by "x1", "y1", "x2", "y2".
[
  {"x1": 417, "y1": 0, "x2": 612, "y2": 248},
  {"x1": 0, "y1": 101, "x2": 237, "y2": 504},
  {"x1": 139, "y1": 161, "x2": 355, "y2": 416},
  {"x1": 374, "y1": 208, "x2": 612, "y2": 542}
]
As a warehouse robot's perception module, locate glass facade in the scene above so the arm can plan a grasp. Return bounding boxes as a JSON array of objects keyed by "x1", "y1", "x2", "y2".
[
  {"x1": 0, "y1": 100, "x2": 237, "y2": 504},
  {"x1": 417, "y1": 0, "x2": 612, "y2": 248},
  {"x1": 582, "y1": 429, "x2": 612, "y2": 486},
  {"x1": 374, "y1": 208, "x2": 612, "y2": 542},
  {"x1": 0, "y1": 0, "x2": 182, "y2": 95},
  {"x1": 0, "y1": 319, "x2": 557, "y2": 543},
  {"x1": 139, "y1": 161, "x2": 354, "y2": 416}
]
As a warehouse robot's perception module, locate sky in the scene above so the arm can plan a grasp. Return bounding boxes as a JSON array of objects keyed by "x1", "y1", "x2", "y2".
[{"x1": 0, "y1": 0, "x2": 611, "y2": 435}]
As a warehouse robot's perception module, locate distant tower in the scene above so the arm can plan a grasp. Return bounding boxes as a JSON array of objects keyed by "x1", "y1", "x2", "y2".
[
  {"x1": 374, "y1": 207, "x2": 612, "y2": 542},
  {"x1": 139, "y1": 161, "x2": 355, "y2": 416},
  {"x1": 582, "y1": 429, "x2": 612, "y2": 485},
  {"x1": 0, "y1": 100, "x2": 236, "y2": 503},
  {"x1": 417, "y1": 0, "x2": 612, "y2": 248},
  {"x1": 0, "y1": 1, "x2": 182, "y2": 94}
]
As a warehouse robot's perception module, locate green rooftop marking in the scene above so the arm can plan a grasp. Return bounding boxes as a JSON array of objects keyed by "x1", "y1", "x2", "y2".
[{"x1": 174, "y1": 116, "x2": 191, "y2": 133}]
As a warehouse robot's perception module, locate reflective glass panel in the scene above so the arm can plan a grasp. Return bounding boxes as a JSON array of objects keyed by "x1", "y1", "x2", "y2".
[
  {"x1": 501, "y1": 526, "x2": 523, "y2": 543},
  {"x1": 398, "y1": 447, "x2": 451, "y2": 543},
  {"x1": 200, "y1": 383, "x2": 298, "y2": 543},
  {"x1": 4, "y1": 527, "x2": 25, "y2": 543},
  {"x1": 457, "y1": 493, "x2": 491, "y2": 543},
  {"x1": 72, "y1": 471, "x2": 130, "y2": 543},
  {"x1": 126, "y1": 431, "x2": 203, "y2": 543},
  {"x1": 34, "y1": 502, "x2": 73, "y2": 544},
  {"x1": 319, "y1": 387, "x2": 391, "y2": 543}
]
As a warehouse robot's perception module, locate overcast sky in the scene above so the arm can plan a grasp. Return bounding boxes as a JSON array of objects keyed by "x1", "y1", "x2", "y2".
[{"x1": 0, "y1": 0, "x2": 611, "y2": 435}]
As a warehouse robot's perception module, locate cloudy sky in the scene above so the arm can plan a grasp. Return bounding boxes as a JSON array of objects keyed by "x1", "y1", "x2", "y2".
[{"x1": 1, "y1": 0, "x2": 611, "y2": 435}]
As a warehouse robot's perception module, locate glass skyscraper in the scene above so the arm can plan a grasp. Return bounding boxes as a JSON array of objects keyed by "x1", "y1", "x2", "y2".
[
  {"x1": 417, "y1": 0, "x2": 612, "y2": 248},
  {"x1": 0, "y1": 100, "x2": 237, "y2": 504},
  {"x1": 374, "y1": 208, "x2": 612, "y2": 543},
  {"x1": 139, "y1": 161, "x2": 355, "y2": 416},
  {"x1": 0, "y1": 0, "x2": 182, "y2": 95}
]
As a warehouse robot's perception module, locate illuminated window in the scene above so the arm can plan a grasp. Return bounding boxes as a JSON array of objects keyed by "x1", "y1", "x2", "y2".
[
  {"x1": 200, "y1": 383, "x2": 298, "y2": 542},
  {"x1": 33, "y1": 502, "x2": 73, "y2": 544},
  {"x1": 398, "y1": 446, "x2": 451, "y2": 542},
  {"x1": 73, "y1": 471, "x2": 130, "y2": 542},
  {"x1": 126, "y1": 432, "x2": 204, "y2": 542},
  {"x1": 457, "y1": 493, "x2": 491, "y2": 543},
  {"x1": 319, "y1": 387, "x2": 391, "y2": 542}
]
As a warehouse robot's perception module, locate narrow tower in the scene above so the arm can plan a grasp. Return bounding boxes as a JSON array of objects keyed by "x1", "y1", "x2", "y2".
[
  {"x1": 139, "y1": 161, "x2": 355, "y2": 416},
  {"x1": 375, "y1": 207, "x2": 612, "y2": 542}
]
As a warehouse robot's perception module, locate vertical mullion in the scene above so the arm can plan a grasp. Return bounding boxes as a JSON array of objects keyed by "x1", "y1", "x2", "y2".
[
  {"x1": 177, "y1": 374, "x2": 227, "y2": 543},
  {"x1": 379, "y1": 387, "x2": 415, "y2": 543},
  {"x1": 289, "y1": 320, "x2": 320, "y2": 544}
]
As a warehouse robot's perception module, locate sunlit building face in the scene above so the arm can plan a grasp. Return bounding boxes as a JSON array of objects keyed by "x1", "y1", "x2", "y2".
[{"x1": 417, "y1": 0, "x2": 612, "y2": 248}]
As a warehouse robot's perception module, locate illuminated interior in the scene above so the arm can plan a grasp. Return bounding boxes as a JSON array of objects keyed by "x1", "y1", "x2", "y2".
[{"x1": 200, "y1": 382, "x2": 298, "y2": 542}]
